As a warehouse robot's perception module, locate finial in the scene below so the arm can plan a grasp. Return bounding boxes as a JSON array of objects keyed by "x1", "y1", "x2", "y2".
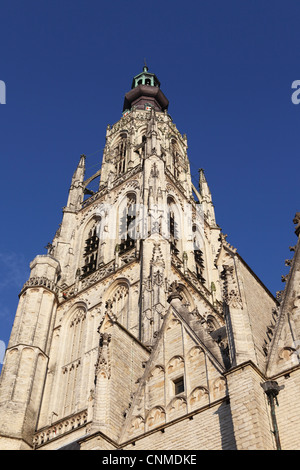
[
  {"x1": 77, "y1": 154, "x2": 86, "y2": 169},
  {"x1": 143, "y1": 58, "x2": 148, "y2": 72}
]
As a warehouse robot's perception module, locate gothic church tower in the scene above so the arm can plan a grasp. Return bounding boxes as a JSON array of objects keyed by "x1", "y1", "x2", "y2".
[{"x1": 1, "y1": 67, "x2": 300, "y2": 450}]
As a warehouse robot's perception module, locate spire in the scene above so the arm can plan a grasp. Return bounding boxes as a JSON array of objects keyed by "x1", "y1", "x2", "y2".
[
  {"x1": 66, "y1": 154, "x2": 86, "y2": 210},
  {"x1": 198, "y1": 169, "x2": 216, "y2": 225},
  {"x1": 198, "y1": 168, "x2": 211, "y2": 199},
  {"x1": 72, "y1": 154, "x2": 86, "y2": 182}
]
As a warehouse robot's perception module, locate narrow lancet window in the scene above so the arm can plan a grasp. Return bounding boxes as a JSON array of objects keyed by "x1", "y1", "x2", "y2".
[
  {"x1": 193, "y1": 225, "x2": 205, "y2": 284},
  {"x1": 115, "y1": 133, "x2": 127, "y2": 175},
  {"x1": 119, "y1": 193, "x2": 136, "y2": 255},
  {"x1": 168, "y1": 197, "x2": 179, "y2": 255},
  {"x1": 82, "y1": 222, "x2": 99, "y2": 277},
  {"x1": 171, "y1": 139, "x2": 180, "y2": 179}
]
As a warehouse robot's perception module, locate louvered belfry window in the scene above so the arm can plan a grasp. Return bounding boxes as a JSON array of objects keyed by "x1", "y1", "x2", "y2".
[
  {"x1": 82, "y1": 225, "x2": 99, "y2": 277},
  {"x1": 119, "y1": 193, "x2": 136, "y2": 255}
]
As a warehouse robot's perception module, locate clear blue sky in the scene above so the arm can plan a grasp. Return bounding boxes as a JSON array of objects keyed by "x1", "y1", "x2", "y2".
[{"x1": 0, "y1": 0, "x2": 299, "y2": 362}]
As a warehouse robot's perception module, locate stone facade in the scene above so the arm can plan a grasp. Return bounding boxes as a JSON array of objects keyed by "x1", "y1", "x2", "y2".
[{"x1": 0, "y1": 67, "x2": 299, "y2": 450}]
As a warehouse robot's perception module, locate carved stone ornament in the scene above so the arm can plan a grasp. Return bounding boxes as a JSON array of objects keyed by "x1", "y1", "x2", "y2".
[
  {"x1": 20, "y1": 276, "x2": 59, "y2": 296},
  {"x1": 221, "y1": 264, "x2": 243, "y2": 309},
  {"x1": 167, "y1": 281, "x2": 183, "y2": 303},
  {"x1": 153, "y1": 270, "x2": 164, "y2": 286},
  {"x1": 293, "y1": 212, "x2": 300, "y2": 235},
  {"x1": 95, "y1": 332, "x2": 112, "y2": 378}
]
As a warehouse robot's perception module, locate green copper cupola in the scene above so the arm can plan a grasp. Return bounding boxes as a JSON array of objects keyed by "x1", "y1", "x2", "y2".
[
  {"x1": 131, "y1": 65, "x2": 161, "y2": 89},
  {"x1": 123, "y1": 65, "x2": 169, "y2": 114}
]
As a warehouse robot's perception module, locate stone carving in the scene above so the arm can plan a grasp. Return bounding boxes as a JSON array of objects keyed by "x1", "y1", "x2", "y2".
[
  {"x1": 20, "y1": 276, "x2": 59, "y2": 295},
  {"x1": 148, "y1": 365, "x2": 164, "y2": 379},
  {"x1": 278, "y1": 347, "x2": 296, "y2": 363},
  {"x1": 276, "y1": 290, "x2": 284, "y2": 303},
  {"x1": 189, "y1": 387, "x2": 209, "y2": 406},
  {"x1": 293, "y1": 212, "x2": 300, "y2": 235},
  {"x1": 33, "y1": 410, "x2": 88, "y2": 448},
  {"x1": 212, "y1": 377, "x2": 227, "y2": 398},
  {"x1": 146, "y1": 406, "x2": 166, "y2": 427},
  {"x1": 70, "y1": 308, "x2": 86, "y2": 327},
  {"x1": 141, "y1": 243, "x2": 167, "y2": 345},
  {"x1": 167, "y1": 397, "x2": 187, "y2": 414},
  {"x1": 167, "y1": 355, "x2": 184, "y2": 373},
  {"x1": 167, "y1": 281, "x2": 183, "y2": 302},
  {"x1": 220, "y1": 264, "x2": 243, "y2": 309},
  {"x1": 129, "y1": 415, "x2": 145, "y2": 435},
  {"x1": 95, "y1": 332, "x2": 112, "y2": 379}
]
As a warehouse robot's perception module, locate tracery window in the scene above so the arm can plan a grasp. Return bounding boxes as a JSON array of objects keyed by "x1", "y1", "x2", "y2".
[
  {"x1": 192, "y1": 225, "x2": 205, "y2": 284},
  {"x1": 167, "y1": 196, "x2": 179, "y2": 255},
  {"x1": 115, "y1": 132, "x2": 127, "y2": 175},
  {"x1": 81, "y1": 218, "x2": 100, "y2": 278},
  {"x1": 61, "y1": 307, "x2": 87, "y2": 417},
  {"x1": 119, "y1": 193, "x2": 136, "y2": 255},
  {"x1": 171, "y1": 138, "x2": 180, "y2": 179},
  {"x1": 68, "y1": 308, "x2": 86, "y2": 364},
  {"x1": 111, "y1": 284, "x2": 129, "y2": 327}
]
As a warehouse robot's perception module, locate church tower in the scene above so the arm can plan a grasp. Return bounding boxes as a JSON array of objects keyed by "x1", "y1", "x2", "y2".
[{"x1": 1, "y1": 67, "x2": 300, "y2": 451}]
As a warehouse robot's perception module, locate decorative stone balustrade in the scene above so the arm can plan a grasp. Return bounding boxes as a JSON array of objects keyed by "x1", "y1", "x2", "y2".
[
  {"x1": 20, "y1": 276, "x2": 59, "y2": 296},
  {"x1": 33, "y1": 410, "x2": 88, "y2": 448}
]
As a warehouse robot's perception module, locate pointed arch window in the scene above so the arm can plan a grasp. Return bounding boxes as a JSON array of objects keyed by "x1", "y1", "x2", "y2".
[
  {"x1": 171, "y1": 138, "x2": 180, "y2": 179},
  {"x1": 167, "y1": 196, "x2": 179, "y2": 255},
  {"x1": 192, "y1": 225, "x2": 205, "y2": 284},
  {"x1": 115, "y1": 132, "x2": 127, "y2": 175},
  {"x1": 119, "y1": 193, "x2": 137, "y2": 255},
  {"x1": 111, "y1": 283, "x2": 129, "y2": 327},
  {"x1": 68, "y1": 308, "x2": 86, "y2": 363},
  {"x1": 59, "y1": 306, "x2": 87, "y2": 418},
  {"x1": 141, "y1": 135, "x2": 147, "y2": 158},
  {"x1": 82, "y1": 218, "x2": 100, "y2": 278}
]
